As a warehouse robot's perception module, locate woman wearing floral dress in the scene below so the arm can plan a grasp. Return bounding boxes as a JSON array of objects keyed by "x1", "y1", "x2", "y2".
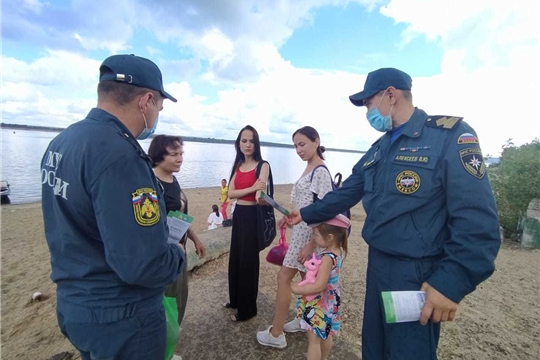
[{"x1": 257, "y1": 126, "x2": 334, "y2": 349}]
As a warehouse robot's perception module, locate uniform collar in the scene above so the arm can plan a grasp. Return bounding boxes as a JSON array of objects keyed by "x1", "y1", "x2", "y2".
[
  {"x1": 87, "y1": 108, "x2": 137, "y2": 139},
  {"x1": 86, "y1": 108, "x2": 147, "y2": 156},
  {"x1": 398, "y1": 107, "x2": 429, "y2": 139}
]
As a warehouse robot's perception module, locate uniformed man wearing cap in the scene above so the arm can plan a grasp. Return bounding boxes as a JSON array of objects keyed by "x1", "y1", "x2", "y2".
[
  {"x1": 41, "y1": 54, "x2": 184, "y2": 360},
  {"x1": 287, "y1": 68, "x2": 501, "y2": 359}
]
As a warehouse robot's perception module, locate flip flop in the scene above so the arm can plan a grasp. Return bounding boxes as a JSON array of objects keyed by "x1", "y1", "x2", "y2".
[
  {"x1": 230, "y1": 312, "x2": 255, "y2": 322},
  {"x1": 222, "y1": 302, "x2": 236, "y2": 309}
]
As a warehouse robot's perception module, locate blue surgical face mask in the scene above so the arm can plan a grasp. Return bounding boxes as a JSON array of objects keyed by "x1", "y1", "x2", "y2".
[
  {"x1": 137, "y1": 115, "x2": 158, "y2": 140},
  {"x1": 137, "y1": 98, "x2": 159, "y2": 140},
  {"x1": 366, "y1": 92, "x2": 393, "y2": 132}
]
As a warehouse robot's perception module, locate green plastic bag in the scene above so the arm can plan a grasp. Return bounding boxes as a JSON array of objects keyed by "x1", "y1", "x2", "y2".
[{"x1": 163, "y1": 295, "x2": 180, "y2": 360}]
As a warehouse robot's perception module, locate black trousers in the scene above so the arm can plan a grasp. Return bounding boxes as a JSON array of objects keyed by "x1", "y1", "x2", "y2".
[{"x1": 228, "y1": 204, "x2": 260, "y2": 320}]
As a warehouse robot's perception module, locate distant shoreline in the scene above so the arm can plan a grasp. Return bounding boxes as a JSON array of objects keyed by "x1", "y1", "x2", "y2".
[
  {"x1": 0, "y1": 184, "x2": 297, "y2": 206},
  {"x1": 1, "y1": 122, "x2": 366, "y2": 154}
]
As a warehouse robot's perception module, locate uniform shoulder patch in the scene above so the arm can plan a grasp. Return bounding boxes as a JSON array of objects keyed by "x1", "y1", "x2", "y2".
[
  {"x1": 459, "y1": 148, "x2": 486, "y2": 179},
  {"x1": 132, "y1": 188, "x2": 161, "y2": 226},
  {"x1": 457, "y1": 132, "x2": 479, "y2": 144},
  {"x1": 425, "y1": 116, "x2": 463, "y2": 130}
]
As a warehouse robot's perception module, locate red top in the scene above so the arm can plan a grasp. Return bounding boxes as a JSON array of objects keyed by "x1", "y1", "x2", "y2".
[{"x1": 235, "y1": 167, "x2": 257, "y2": 201}]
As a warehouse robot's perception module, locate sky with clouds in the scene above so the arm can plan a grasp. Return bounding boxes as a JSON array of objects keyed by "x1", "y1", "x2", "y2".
[{"x1": 2, "y1": 0, "x2": 539, "y2": 155}]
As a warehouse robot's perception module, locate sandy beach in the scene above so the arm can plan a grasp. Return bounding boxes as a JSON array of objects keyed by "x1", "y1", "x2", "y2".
[{"x1": 1, "y1": 184, "x2": 539, "y2": 360}]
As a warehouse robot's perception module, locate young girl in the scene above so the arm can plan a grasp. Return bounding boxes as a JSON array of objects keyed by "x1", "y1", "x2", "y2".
[
  {"x1": 290, "y1": 214, "x2": 350, "y2": 360},
  {"x1": 207, "y1": 204, "x2": 224, "y2": 230}
]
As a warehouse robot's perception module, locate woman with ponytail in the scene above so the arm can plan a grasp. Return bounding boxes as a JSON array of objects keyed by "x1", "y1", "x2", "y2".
[
  {"x1": 207, "y1": 204, "x2": 224, "y2": 230},
  {"x1": 257, "y1": 126, "x2": 334, "y2": 349}
]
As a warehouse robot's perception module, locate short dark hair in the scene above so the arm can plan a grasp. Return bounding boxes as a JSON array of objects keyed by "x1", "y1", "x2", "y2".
[
  {"x1": 401, "y1": 90, "x2": 413, "y2": 102},
  {"x1": 292, "y1": 126, "x2": 326, "y2": 160},
  {"x1": 366, "y1": 88, "x2": 413, "y2": 106},
  {"x1": 97, "y1": 69, "x2": 160, "y2": 106},
  {"x1": 148, "y1": 135, "x2": 183, "y2": 167}
]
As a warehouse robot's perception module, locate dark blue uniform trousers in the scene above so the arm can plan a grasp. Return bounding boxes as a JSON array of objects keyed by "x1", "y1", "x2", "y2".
[
  {"x1": 57, "y1": 298, "x2": 166, "y2": 360},
  {"x1": 362, "y1": 247, "x2": 441, "y2": 360}
]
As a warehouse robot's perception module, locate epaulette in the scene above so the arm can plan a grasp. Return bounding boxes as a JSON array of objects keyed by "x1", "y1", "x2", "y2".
[{"x1": 425, "y1": 116, "x2": 463, "y2": 130}]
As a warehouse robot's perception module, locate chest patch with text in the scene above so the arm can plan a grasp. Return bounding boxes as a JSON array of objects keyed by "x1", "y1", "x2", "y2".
[
  {"x1": 394, "y1": 155, "x2": 430, "y2": 164},
  {"x1": 132, "y1": 188, "x2": 161, "y2": 226},
  {"x1": 395, "y1": 170, "x2": 421, "y2": 194}
]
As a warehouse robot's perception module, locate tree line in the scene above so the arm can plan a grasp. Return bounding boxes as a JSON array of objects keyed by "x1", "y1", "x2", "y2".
[{"x1": 489, "y1": 137, "x2": 540, "y2": 238}]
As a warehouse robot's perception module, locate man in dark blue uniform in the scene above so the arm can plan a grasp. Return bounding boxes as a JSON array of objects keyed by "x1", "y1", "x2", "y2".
[
  {"x1": 287, "y1": 68, "x2": 500, "y2": 359},
  {"x1": 41, "y1": 54, "x2": 185, "y2": 360}
]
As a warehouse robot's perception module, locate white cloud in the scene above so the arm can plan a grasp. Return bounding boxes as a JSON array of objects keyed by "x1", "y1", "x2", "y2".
[
  {"x1": 73, "y1": 33, "x2": 130, "y2": 53},
  {"x1": 22, "y1": 0, "x2": 44, "y2": 13},
  {"x1": 146, "y1": 46, "x2": 161, "y2": 56},
  {"x1": 1, "y1": 0, "x2": 538, "y2": 157},
  {"x1": 379, "y1": 0, "x2": 540, "y2": 154},
  {"x1": 143, "y1": 0, "x2": 383, "y2": 83},
  {"x1": 1, "y1": 51, "x2": 100, "y2": 127},
  {"x1": 381, "y1": 0, "x2": 538, "y2": 72},
  {"x1": 155, "y1": 63, "x2": 376, "y2": 150},
  {"x1": 2, "y1": 50, "x2": 100, "y2": 89}
]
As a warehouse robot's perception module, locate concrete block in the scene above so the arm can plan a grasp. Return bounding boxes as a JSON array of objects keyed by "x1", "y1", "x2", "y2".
[{"x1": 184, "y1": 227, "x2": 231, "y2": 271}]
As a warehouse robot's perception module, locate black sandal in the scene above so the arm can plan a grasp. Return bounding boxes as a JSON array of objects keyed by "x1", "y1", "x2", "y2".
[
  {"x1": 230, "y1": 312, "x2": 255, "y2": 322},
  {"x1": 222, "y1": 302, "x2": 236, "y2": 309}
]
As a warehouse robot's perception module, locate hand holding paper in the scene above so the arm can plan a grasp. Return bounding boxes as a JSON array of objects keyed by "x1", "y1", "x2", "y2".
[
  {"x1": 166, "y1": 211, "x2": 194, "y2": 245},
  {"x1": 419, "y1": 282, "x2": 458, "y2": 325},
  {"x1": 382, "y1": 291, "x2": 426, "y2": 323}
]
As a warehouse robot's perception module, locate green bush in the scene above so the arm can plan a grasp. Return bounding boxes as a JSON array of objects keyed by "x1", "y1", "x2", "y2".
[{"x1": 489, "y1": 138, "x2": 540, "y2": 237}]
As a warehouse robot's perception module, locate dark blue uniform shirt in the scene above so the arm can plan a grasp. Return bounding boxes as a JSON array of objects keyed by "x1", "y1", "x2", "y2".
[
  {"x1": 301, "y1": 108, "x2": 500, "y2": 303},
  {"x1": 41, "y1": 108, "x2": 184, "y2": 310}
]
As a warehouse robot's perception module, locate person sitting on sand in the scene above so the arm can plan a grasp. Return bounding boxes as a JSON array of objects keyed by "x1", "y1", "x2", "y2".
[{"x1": 207, "y1": 204, "x2": 224, "y2": 230}]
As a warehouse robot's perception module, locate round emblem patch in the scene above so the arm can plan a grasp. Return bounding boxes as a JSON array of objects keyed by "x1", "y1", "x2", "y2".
[{"x1": 395, "y1": 170, "x2": 421, "y2": 194}]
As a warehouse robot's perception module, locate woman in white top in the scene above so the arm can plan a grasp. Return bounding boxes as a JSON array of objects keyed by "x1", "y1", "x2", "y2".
[
  {"x1": 207, "y1": 204, "x2": 224, "y2": 230},
  {"x1": 257, "y1": 126, "x2": 334, "y2": 349}
]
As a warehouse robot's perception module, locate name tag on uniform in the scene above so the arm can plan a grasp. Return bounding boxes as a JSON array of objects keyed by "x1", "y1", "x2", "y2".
[{"x1": 394, "y1": 155, "x2": 430, "y2": 164}]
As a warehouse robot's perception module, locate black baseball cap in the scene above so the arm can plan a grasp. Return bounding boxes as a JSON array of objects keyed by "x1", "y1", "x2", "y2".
[
  {"x1": 349, "y1": 68, "x2": 412, "y2": 106},
  {"x1": 99, "y1": 54, "x2": 177, "y2": 102}
]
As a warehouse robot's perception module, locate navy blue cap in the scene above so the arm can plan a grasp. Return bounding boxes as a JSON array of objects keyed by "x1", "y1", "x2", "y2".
[
  {"x1": 99, "y1": 54, "x2": 177, "y2": 103},
  {"x1": 349, "y1": 68, "x2": 412, "y2": 106}
]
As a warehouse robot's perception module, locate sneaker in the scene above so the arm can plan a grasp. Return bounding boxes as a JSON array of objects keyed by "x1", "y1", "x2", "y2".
[
  {"x1": 256, "y1": 326, "x2": 287, "y2": 349},
  {"x1": 171, "y1": 355, "x2": 182, "y2": 360},
  {"x1": 283, "y1": 317, "x2": 306, "y2": 333}
]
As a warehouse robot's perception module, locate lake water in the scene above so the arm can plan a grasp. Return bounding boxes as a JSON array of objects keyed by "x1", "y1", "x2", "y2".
[{"x1": 1, "y1": 129, "x2": 366, "y2": 204}]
